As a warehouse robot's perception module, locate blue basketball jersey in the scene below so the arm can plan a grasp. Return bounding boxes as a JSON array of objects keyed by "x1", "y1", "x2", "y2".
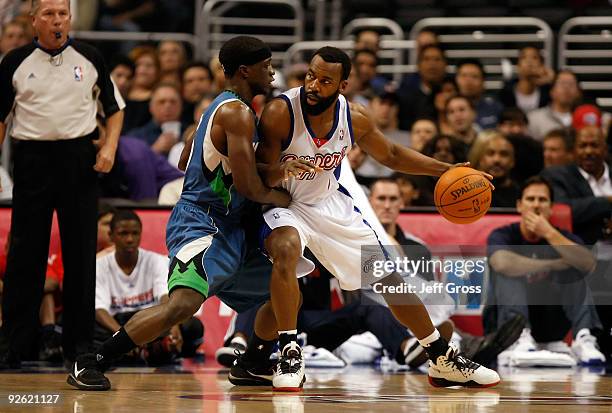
[{"x1": 179, "y1": 91, "x2": 259, "y2": 221}]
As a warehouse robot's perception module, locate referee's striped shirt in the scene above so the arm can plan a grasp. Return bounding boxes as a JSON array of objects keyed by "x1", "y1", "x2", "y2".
[{"x1": 0, "y1": 38, "x2": 125, "y2": 141}]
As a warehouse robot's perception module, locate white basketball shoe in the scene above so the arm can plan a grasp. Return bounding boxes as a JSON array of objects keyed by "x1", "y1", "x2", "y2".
[
  {"x1": 273, "y1": 342, "x2": 306, "y2": 391},
  {"x1": 428, "y1": 343, "x2": 501, "y2": 388}
]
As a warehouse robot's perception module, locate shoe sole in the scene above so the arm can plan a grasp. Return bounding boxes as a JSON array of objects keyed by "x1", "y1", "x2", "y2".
[
  {"x1": 273, "y1": 375, "x2": 306, "y2": 392},
  {"x1": 428, "y1": 375, "x2": 500, "y2": 389},
  {"x1": 67, "y1": 374, "x2": 111, "y2": 391},
  {"x1": 407, "y1": 320, "x2": 455, "y2": 368},
  {"x1": 473, "y1": 314, "x2": 526, "y2": 366}
]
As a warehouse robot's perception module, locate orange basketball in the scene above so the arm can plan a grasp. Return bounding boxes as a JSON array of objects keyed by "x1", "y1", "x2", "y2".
[{"x1": 434, "y1": 167, "x2": 492, "y2": 224}]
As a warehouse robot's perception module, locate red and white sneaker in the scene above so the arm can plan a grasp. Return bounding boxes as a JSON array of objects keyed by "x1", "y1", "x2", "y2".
[
  {"x1": 273, "y1": 342, "x2": 306, "y2": 392},
  {"x1": 428, "y1": 343, "x2": 500, "y2": 388}
]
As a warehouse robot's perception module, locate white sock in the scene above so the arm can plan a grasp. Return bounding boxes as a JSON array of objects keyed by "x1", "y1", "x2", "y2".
[{"x1": 418, "y1": 329, "x2": 441, "y2": 347}]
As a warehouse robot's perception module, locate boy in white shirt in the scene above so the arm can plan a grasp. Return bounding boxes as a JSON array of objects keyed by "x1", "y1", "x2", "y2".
[{"x1": 94, "y1": 209, "x2": 203, "y2": 364}]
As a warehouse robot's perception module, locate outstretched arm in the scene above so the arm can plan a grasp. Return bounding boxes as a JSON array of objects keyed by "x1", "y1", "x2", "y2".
[
  {"x1": 218, "y1": 102, "x2": 290, "y2": 207},
  {"x1": 351, "y1": 103, "x2": 453, "y2": 177}
]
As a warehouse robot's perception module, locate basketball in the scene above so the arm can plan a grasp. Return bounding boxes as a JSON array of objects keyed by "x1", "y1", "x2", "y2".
[{"x1": 434, "y1": 167, "x2": 492, "y2": 224}]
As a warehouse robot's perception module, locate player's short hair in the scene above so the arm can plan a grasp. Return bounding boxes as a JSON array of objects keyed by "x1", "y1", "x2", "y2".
[
  {"x1": 110, "y1": 209, "x2": 142, "y2": 231},
  {"x1": 218, "y1": 36, "x2": 272, "y2": 77},
  {"x1": 520, "y1": 175, "x2": 555, "y2": 203},
  {"x1": 312, "y1": 47, "x2": 352, "y2": 81}
]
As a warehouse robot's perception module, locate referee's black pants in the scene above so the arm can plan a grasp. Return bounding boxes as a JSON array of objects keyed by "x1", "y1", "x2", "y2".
[{"x1": 2, "y1": 136, "x2": 98, "y2": 362}]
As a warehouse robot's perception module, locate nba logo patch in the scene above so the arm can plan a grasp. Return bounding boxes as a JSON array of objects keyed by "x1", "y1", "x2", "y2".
[
  {"x1": 339, "y1": 129, "x2": 344, "y2": 140},
  {"x1": 74, "y1": 66, "x2": 84, "y2": 81}
]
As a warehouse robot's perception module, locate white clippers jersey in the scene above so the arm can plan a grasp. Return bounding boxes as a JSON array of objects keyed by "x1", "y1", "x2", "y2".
[{"x1": 278, "y1": 87, "x2": 353, "y2": 205}]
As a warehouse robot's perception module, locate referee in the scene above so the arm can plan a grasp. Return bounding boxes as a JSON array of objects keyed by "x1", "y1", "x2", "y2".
[{"x1": 0, "y1": 0, "x2": 125, "y2": 368}]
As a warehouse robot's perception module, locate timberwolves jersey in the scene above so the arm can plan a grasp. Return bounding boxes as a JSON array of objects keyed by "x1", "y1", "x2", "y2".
[
  {"x1": 180, "y1": 91, "x2": 259, "y2": 220},
  {"x1": 278, "y1": 87, "x2": 353, "y2": 205}
]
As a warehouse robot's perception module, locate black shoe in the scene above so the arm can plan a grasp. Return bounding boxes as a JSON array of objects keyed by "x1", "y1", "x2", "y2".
[
  {"x1": 472, "y1": 313, "x2": 526, "y2": 366},
  {"x1": 216, "y1": 339, "x2": 247, "y2": 368},
  {"x1": 39, "y1": 326, "x2": 63, "y2": 362},
  {"x1": 229, "y1": 352, "x2": 274, "y2": 386},
  {"x1": 67, "y1": 354, "x2": 111, "y2": 391}
]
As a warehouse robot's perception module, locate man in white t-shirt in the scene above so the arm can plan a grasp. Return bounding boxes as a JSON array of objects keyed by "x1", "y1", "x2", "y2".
[{"x1": 94, "y1": 209, "x2": 203, "y2": 363}]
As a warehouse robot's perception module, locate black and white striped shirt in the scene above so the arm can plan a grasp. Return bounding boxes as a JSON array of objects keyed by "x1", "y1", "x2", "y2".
[{"x1": 0, "y1": 38, "x2": 125, "y2": 141}]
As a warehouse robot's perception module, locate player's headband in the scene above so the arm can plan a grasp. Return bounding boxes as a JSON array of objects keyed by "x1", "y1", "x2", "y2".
[{"x1": 222, "y1": 46, "x2": 272, "y2": 74}]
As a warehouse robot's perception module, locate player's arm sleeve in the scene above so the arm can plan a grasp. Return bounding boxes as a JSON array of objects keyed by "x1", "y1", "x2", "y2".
[
  {"x1": 74, "y1": 41, "x2": 126, "y2": 116},
  {"x1": 153, "y1": 254, "x2": 170, "y2": 300},
  {"x1": 95, "y1": 260, "x2": 112, "y2": 311},
  {"x1": 0, "y1": 48, "x2": 26, "y2": 122}
]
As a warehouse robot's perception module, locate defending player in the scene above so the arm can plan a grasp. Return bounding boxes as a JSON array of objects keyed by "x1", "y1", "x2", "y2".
[
  {"x1": 232, "y1": 47, "x2": 500, "y2": 390},
  {"x1": 67, "y1": 36, "x2": 313, "y2": 391}
]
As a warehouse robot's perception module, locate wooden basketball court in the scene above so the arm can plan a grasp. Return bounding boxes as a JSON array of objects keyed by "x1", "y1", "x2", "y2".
[{"x1": 1, "y1": 361, "x2": 611, "y2": 412}]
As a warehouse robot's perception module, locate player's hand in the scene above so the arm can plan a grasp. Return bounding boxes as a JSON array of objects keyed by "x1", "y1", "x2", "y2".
[
  {"x1": 169, "y1": 325, "x2": 183, "y2": 353},
  {"x1": 281, "y1": 159, "x2": 322, "y2": 181},
  {"x1": 524, "y1": 211, "x2": 556, "y2": 239},
  {"x1": 450, "y1": 162, "x2": 495, "y2": 190},
  {"x1": 94, "y1": 143, "x2": 117, "y2": 173}
]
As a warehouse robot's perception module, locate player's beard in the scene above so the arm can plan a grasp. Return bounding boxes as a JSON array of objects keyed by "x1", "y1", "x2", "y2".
[{"x1": 302, "y1": 88, "x2": 340, "y2": 116}]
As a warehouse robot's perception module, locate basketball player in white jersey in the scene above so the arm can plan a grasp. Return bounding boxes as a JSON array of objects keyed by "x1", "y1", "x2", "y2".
[{"x1": 232, "y1": 47, "x2": 500, "y2": 391}]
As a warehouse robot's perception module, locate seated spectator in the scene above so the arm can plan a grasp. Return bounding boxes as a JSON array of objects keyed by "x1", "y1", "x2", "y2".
[
  {"x1": 180, "y1": 62, "x2": 213, "y2": 126},
  {"x1": 157, "y1": 40, "x2": 187, "y2": 86},
  {"x1": 455, "y1": 59, "x2": 503, "y2": 130},
  {"x1": 354, "y1": 29, "x2": 380, "y2": 52},
  {"x1": 422, "y1": 134, "x2": 467, "y2": 200},
  {"x1": 352, "y1": 49, "x2": 388, "y2": 98},
  {"x1": 0, "y1": 232, "x2": 63, "y2": 362},
  {"x1": 496, "y1": 109, "x2": 544, "y2": 184},
  {"x1": 542, "y1": 125, "x2": 612, "y2": 247},
  {"x1": 432, "y1": 77, "x2": 458, "y2": 135},
  {"x1": 543, "y1": 129, "x2": 574, "y2": 168},
  {"x1": 356, "y1": 91, "x2": 409, "y2": 178},
  {"x1": 127, "y1": 83, "x2": 184, "y2": 155},
  {"x1": 209, "y1": 57, "x2": 225, "y2": 94},
  {"x1": 410, "y1": 118, "x2": 437, "y2": 152},
  {"x1": 285, "y1": 63, "x2": 307, "y2": 89},
  {"x1": 97, "y1": 203, "x2": 117, "y2": 258},
  {"x1": 415, "y1": 29, "x2": 439, "y2": 52},
  {"x1": 97, "y1": 0, "x2": 156, "y2": 55},
  {"x1": 528, "y1": 70, "x2": 581, "y2": 141},
  {"x1": 499, "y1": 46, "x2": 554, "y2": 114},
  {"x1": 472, "y1": 132, "x2": 520, "y2": 207},
  {"x1": 487, "y1": 176, "x2": 605, "y2": 365},
  {"x1": 497, "y1": 107, "x2": 529, "y2": 137},
  {"x1": 94, "y1": 210, "x2": 203, "y2": 364},
  {"x1": 398, "y1": 44, "x2": 446, "y2": 130},
  {"x1": 393, "y1": 173, "x2": 432, "y2": 207},
  {"x1": 124, "y1": 46, "x2": 160, "y2": 132},
  {"x1": 110, "y1": 55, "x2": 135, "y2": 100},
  {"x1": 0, "y1": 20, "x2": 27, "y2": 61},
  {"x1": 445, "y1": 95, "x2": 480, "y2": 146}
]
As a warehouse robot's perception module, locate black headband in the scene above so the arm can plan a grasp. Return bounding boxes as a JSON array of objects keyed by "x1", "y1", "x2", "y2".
[{"x1": 222, "y1": 46, "x2": 272, "y2": 74}]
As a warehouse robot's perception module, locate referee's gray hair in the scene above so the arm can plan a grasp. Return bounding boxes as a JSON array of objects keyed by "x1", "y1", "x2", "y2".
[{"x1": 30, "y1": 0, "x2": 71, "y2": 16}]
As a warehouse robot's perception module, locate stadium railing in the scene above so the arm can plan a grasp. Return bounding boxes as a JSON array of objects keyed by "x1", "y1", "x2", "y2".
[
  {"x1": 200, "y1": 0, "x2": 304, "y2": 64},
  {"x1": 409, "y1": 17, "x2": 553, "y2": 92},
  {"x1": 559, "y1": 16, "x2": 612, "y2": 112}
]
